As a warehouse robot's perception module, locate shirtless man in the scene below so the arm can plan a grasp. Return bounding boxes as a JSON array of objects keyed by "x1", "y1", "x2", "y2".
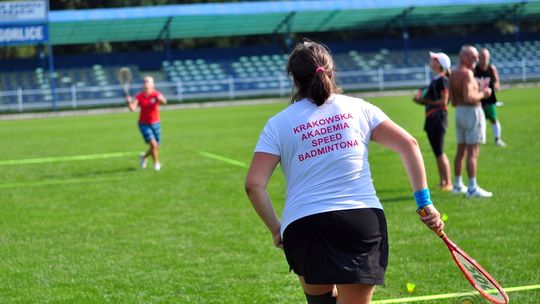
[{"x1": 449, "y1": 45, "x2": 493, "y2": 197}]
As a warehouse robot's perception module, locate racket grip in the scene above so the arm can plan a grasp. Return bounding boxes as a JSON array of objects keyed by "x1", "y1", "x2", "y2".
[{"x1": 417, "y1": 207, "x2": 446, "y2": 238}]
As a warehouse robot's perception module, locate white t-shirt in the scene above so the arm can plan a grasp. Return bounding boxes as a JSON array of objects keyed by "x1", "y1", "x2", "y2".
[{"x1": 254, "y1": 94, "x2": 389, "y2": 236}]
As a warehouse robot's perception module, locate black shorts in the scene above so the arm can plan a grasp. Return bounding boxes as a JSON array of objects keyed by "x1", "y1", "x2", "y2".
[
  {"x1": 424, "y1": 111, "x2": 448, "y2": 157},
  {"x1": 282, "y1": 208, "x2": 388, "y2": 285}
]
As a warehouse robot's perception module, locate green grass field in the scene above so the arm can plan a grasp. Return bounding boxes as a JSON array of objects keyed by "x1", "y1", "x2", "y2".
[{"x1": 0, "y1": 87, "x2": 538, "y2": 303}]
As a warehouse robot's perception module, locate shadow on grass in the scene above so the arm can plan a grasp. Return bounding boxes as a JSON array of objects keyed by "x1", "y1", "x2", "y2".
[
  {"x1": 0, "y1": 167, "x2": 139, "y2": 190},
  {"x1": 44, "y1": 167, "x2": 138, "y2": 179}
]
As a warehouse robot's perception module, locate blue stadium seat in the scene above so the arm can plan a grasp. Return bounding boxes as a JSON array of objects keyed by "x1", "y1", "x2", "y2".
[{"x1": 2, "y1": 38, "x2": 540, "y2": 109}]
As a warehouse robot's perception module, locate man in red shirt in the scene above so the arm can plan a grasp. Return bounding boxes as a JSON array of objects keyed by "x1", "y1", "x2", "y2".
[{"x1": 125, "y1": 76, "x2": 167, "y2": 170}]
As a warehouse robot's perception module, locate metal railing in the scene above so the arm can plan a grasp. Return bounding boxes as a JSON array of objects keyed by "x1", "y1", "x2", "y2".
[{"x1": 1, "y1": 59, "x2": 539, "y2": 112}]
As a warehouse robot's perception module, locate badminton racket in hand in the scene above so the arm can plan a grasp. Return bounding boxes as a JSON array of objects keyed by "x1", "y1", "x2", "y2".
[{"x1": 418, "y1": 208, "x2": 509, "y2": 304}]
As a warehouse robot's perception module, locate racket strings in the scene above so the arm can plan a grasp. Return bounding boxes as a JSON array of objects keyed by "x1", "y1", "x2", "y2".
[
  {"x1": 118, "y1": 67, "x2": 132, "y2": 83},
  {"x1": 453, "y1": 251, "x2": 509, "y2": 303}
]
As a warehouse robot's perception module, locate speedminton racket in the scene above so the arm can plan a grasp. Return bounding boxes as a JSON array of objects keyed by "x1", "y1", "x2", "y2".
[
  {"x1": 418, "y1": 208, "x2": 509, "y2": 304},
  {"x1": 118, "y1": 67, "x2": 132, "y2": 98}
]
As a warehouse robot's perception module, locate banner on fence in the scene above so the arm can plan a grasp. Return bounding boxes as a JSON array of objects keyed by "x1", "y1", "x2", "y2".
[
  {"x1": 0, "y1": 1, "x2": 47, "y2": 23},
  {"x1": 0, "y1": 24, "x2": 47, "y2": 44},
  {"x1": 0, "y1": 0, "x2": 48, "y2": 46}
]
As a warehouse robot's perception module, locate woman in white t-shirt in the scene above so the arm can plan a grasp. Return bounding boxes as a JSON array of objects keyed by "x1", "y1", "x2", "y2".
[{"x1": 245, "y1": 39, "x2": 444, "y2": 304}]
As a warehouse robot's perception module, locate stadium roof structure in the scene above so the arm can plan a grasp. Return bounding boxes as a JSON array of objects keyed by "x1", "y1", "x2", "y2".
[{"x1": 49, "y1": 0, "x2": 540, "y2": 45}]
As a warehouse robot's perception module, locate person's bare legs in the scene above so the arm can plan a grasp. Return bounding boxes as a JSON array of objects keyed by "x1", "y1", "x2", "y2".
[
  {"x1": 298, "y1": 276, "x2": 337, "y2": 304},
  {"x1": 335, "y1": 284, "x2": 375, "y2": 304},
  {"x1": 452, "y1": 143, "x2": 468, "y2": 193},
  {"x1": 436, "y1": 153, "x2": 452, "y2": 190},
  {"x1": 465, "y1": 144, "x2": 479, "y2": 179},
  {"x1": 143, "y1": 139, "x2": 160, "y2": 169},
  {"x1": 152, "y1": 140, "x2": 159, "y2": 165},
  {"x1": 464, "y1": 143, "x2": 492, "y2": 197},
  {"x1": 299, "y1": 276, "x2": 336, "y2": 302},
  {"x1": 144, "y1": 140, "x2": 159, "y2": 161},
  {"x1": 454, "y1": 144, "x2": 467, "y2": 178},
  {"x1": 299, "y1": 277, "x2": 375, "y2": 304}
]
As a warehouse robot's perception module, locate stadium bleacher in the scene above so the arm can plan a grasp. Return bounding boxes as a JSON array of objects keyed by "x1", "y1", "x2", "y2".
[
  {"x1": 154, "y1": 39, "x2": 540, "y2": 93},
  {"x1": 1, "y1": 64, "x2": 144, "y2": 105},
  {"x1": 1, "y1": 39, "x2": 540, "y2": 109},
  {"x1": 1, "y1": 0, "x2": 539, "y2": 112}
]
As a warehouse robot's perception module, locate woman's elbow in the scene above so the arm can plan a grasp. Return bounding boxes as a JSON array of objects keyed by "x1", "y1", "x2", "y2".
[
  {"x1": 244, "y1": 181, "x2": 253, "y2": 195},
  {"x1": 409, "y1": 135, "x2": 419, "y2": 147},
  {"x1": 401, "y1": 135, "x2": 419, "y2": 152},
  {"x1": 245, "y1": 179, "x2": 263, "y2": 196}
]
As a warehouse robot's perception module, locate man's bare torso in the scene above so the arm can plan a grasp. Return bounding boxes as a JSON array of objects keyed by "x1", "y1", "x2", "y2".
[{"x1": 449, "y1": 65, "x2": 479, "y2": 107}]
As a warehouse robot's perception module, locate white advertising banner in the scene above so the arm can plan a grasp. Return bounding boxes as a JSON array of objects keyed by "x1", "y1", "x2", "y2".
[{"x1": 0, "y1": 1, "x2": 47, "y2": 23}]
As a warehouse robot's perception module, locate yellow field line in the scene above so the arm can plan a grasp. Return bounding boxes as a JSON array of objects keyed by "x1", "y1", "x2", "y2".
[
  {"x1": 0, "y1": 151, "x2": 140, "y2": 166},
  {"x1": 372, "y1": 284, "x2": 540, "y2": 303},
  {"x1": 0, "y1": 176, "x2": 125, "y2": 189},
  {"x1": 198, "y1": 151, "x2": 248, "y2": 168}
]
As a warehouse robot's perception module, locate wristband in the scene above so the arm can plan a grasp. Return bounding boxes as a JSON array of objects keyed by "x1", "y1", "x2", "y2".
[{"x1": 414, "y1": 188, "x2": 433, "y2": 209}]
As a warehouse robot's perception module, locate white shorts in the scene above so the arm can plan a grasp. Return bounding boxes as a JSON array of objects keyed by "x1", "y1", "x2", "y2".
[{"x1": 455, "y1": 105, "x2": 486, "y2": 144}]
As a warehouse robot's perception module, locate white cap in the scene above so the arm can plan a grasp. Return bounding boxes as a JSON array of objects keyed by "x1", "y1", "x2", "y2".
[{"x1": 429, "y1": 52, "x2": 451, "y2": 70}]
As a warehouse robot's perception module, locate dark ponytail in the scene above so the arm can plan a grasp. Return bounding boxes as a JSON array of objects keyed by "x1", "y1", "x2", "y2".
[
  {"x1": 286, "y1": 39, "x2": 342, "y2": 106},
  {"x1": 444, "y1": 68, "x2": 451, "y2": 78}
]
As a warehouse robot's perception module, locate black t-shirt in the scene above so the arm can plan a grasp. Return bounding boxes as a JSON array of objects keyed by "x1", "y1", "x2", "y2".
[
  {"x1": 474, "y1": 64, "x2": 497, "y2": 105},
  {"x1": 424, "y1": 75, "x2": 448, "y2": 116}
]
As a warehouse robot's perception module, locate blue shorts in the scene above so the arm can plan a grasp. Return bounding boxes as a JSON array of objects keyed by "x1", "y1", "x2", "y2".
[{"x1": 138, "y1": 122, "x2": 161, "y2": 144}]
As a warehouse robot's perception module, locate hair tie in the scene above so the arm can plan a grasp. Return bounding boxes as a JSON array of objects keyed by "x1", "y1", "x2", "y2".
[{"x1": 315, "y1": 66, "x2": 325, "y2": 74}]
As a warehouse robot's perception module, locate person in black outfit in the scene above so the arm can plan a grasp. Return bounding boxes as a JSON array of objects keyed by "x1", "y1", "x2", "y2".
[
  {"x1": 474, "y1": 48, "x2": 506, "y2": 147},
  {"x1": 413, "y1": 52, "x2": 453, "y2": 191}
]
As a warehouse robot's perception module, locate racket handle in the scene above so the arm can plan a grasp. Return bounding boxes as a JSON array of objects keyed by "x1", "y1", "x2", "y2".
[
  {"x1": 417, "y1": 207, "x2": 428, "y2": 217},
  {"x1": 417, "y1": 207, "x2": 446, "y2": 238}
]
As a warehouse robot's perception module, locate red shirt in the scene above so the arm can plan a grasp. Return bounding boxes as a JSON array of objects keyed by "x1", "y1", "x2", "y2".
[{"x1": 136, "y1": 90, "x2": 161, "y2": 124}]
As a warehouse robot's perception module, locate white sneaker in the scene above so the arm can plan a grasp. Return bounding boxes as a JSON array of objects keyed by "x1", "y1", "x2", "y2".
[
  {"x1": 467, "y1": 187, "x2": 493, "y2": 198},
  {"x1": 496, "y1": 138, "x2": 507, "y2": 147},
  {"x1": 140, "y1": 153, "x2": 147, "y2": 169},
  {"x1": 154, "y1": 163, "x2": 161, "y2": 171},
  {"x1": 452, "y1": 184, "x2": 467, "y2": 195}
]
